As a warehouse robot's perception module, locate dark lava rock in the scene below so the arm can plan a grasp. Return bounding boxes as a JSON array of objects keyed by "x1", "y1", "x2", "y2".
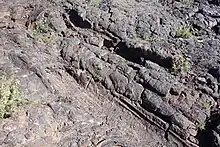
[{"x1": 1, "y1": 0, "x2": 220, "y2": 146}]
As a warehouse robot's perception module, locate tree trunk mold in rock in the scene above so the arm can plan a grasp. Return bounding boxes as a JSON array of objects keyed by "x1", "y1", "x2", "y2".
[{"x1": 0, "y1": 0, "x2": 220, "y2": 147}]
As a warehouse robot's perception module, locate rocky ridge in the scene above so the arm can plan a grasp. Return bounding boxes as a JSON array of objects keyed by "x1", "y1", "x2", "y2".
[{"x1": 0, "y1": 0, "x2": 220, "y2": 146}]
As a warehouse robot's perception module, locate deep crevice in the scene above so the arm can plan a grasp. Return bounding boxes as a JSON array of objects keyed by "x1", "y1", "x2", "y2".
[
  {"x1": 208, "y1": 0, "x2": 220, "y2": 6},
  {"x1": 197, "y1": 108, "x2": 220, "y2": 147},
  {"x1": 208, "y1": 67, "x2": 220, "y2": 82},
  {"x1": 212, "y1": 24, "x2": 220, "y2": 35},
  {"x1": 103, "y1": 38, "x2": 116, "y2": 48},
  {"x1": 197, "y1": 129, "x2": 215, "y2": 147},
  {"x1": 66, "y1": 9, "x2": 91, "y2": 29},
  {"x1": 115, "y1": 42, "x2": 173, "y2": 69}
]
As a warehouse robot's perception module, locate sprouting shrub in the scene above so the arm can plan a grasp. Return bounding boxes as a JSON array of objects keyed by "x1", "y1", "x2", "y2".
[
  {"x1": 31, "y1": 21, "x2": 57, "y2": 45},
  {"x1": 197, "y1": 121, "x2": 206, "y2": 131},
  {"x1": 0, "y1": 74, "x2": 29, "y2": 119},
  {"x1": 145, "y1": 36, "x2": 157, "y2": 42},
  {"x1": 94, "y1": 0, "x2": 102, "y2": 6},
  {"x1": 203, "y1": 102, "x2": 213, "y2": 110},
  {"x1": 175, "y1": 27, "x2": 194, "y2": 39},
  {"x1": 32, "y1": 22, "x2": 45, "y2": 36},
  {"x1": 182, "y1": 0, "x2": 194, "y2": 5},
  {"x1": 172, "y1": 58, "x2": 190, "y2": 74}
]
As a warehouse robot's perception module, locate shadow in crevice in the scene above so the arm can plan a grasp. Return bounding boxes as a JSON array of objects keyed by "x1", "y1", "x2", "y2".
[
  {"x1": 103, "y1": 38, "x2": 116, "y2": 48},
  {"x1": 66, "y1": 9, "x2": 91, "y2": 29},
  {"x1": 197, "y1": 109, "x2": 220, "y2": 147},
  {"x1": 212, "y1": 24, "x2": 220, "y2": 35},
  {"x1": 115, "y1": 42, "x2": 173, "y2": 69},
  {"x1": 208, "y1": 0, "x2": 220, "y2": 6},
  {"x1": 197, "y1": 129, "x2": 215, "y2": 147}
]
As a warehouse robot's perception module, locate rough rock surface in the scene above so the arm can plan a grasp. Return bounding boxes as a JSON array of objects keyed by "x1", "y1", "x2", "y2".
[{"x1": 1, "y1": 0, "x2": 220, "y2": 146}]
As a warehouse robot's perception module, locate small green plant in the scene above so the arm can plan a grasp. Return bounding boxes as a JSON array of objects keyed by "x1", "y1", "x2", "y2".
[
  {"x1": 0, "y1": 74, "x2": 29, "y2": 119},
  {"x1": 203, "y1": 102, "x2": 213, "y2": 110},
  {"x1": 94, "y1": 0, "x2": 102, "y2": 6},
  {"x1": 197, "y1": 122, "x2": 206, "y2": 131},
  {"x1": 175, "y1": 27, "x2": 194, "y2": 39},
  {"x1": 31, "y1": 21, "x2": 57, "y2": 45},
  {"x1": 182, "y1": 0, "x2": 194, "y2": 5},
  {"x1": 32, "y1": 23, "x2": 45, "y2": 36},
  {"x1": 172, "y1": 58, "x2": 190, "y2": 74},
  {"x1": 146, "y1": 36, "x2": 157, "y2": 42}
]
